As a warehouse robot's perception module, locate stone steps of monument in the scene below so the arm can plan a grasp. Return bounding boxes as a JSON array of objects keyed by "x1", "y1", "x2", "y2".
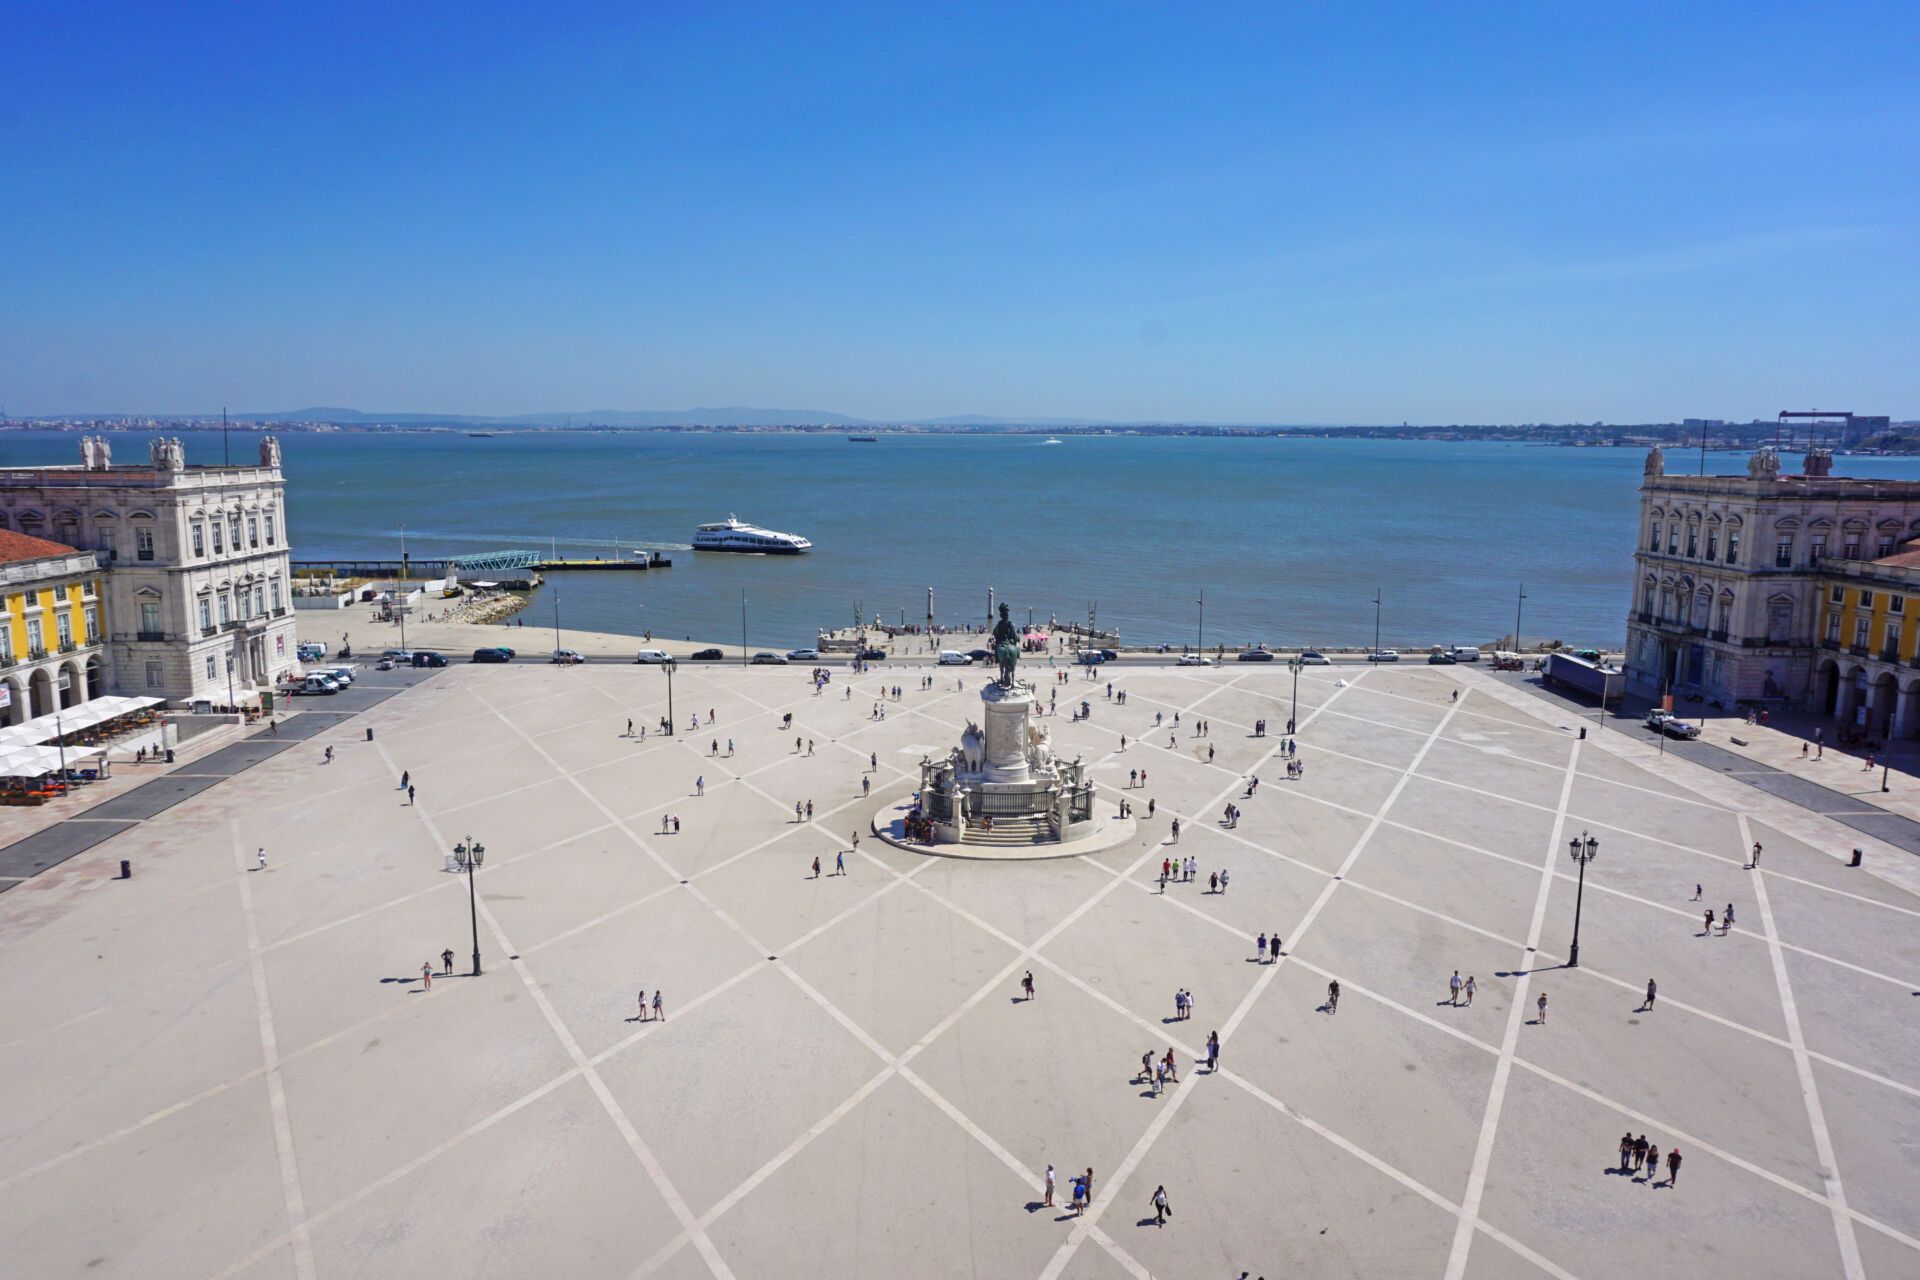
[{"x1": 962, "y1": 816, "x2": 1055, "y2": 846}]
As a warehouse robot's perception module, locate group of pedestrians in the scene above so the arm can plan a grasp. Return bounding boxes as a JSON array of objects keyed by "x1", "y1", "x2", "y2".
[
  {"x1": 1702, "y1": 903, "x2": 1736, "y2": 935},
  {"x1": 1252, "y1": 932, "x2": 1282, "y2": 962},
  {"x1": 635, "y1": 987, "x2": 666, "y2": 1021},
  {"x1": 1445, "y1": 970, "x2": 1478, "y2": 1006},
  {"x1": 809, "y1": 852, "x2": 846, "y2": 878},
  {"x1": 1616, "y1": 1131, "x2": 1681, "y2": 1187}
]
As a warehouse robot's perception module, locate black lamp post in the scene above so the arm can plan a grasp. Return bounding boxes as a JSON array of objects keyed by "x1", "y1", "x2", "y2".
[
  {"x1": 1567, "y1": 830, "x2": 1598, "y2": 967},
  {"x1": 663, "y1": 659, "x2": 676, "y2": 736},
  {"x1": 454, "y1": 836, "x2": 486, "y2": 975},
  {"x1": 1289, "y1": 655, "x2": 1302, "y2": 735}
]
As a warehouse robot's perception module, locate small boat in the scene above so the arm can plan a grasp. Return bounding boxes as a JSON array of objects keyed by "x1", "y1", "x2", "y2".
[
  {"x1": 848, "y1": 435, "x2": 879, "y2": 443},
  {"x1": 692, "y1": 515, "x2": 812, "y2": 554},
  {"x1": 1041, "y1": 438, "x2": 1063, "y2": 445}
]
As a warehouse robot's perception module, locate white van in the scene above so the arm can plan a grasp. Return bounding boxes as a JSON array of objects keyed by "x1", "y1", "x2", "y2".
[
  {"x1": 633, "y1": 649, "x2": 674, "y2": 665},
  {"x1": 301, "y1": 674, "x2": 340, "y2": 695},
  {"x1": 325, "y1": 665, "x2": 358, "y2": 685},
  {"x1": 1448, "y1": 646, "x2": 1481, "y2": 663},
  {"x1": 938, "y1": 650, "x2": 971, "y2": 665}
]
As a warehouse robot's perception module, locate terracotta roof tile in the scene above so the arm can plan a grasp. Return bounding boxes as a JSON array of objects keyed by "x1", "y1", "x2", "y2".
[{"x1": 0, "y1": 529, "x2": 83, "y2": 566}]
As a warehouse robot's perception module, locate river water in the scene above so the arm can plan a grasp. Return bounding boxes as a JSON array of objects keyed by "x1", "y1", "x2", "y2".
[{"x1": 8, "y1": 430, "x2": 1919, "y2": 650}]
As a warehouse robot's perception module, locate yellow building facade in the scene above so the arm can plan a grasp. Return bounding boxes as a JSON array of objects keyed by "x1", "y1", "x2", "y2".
[{"x1": 0, "y1": 533, "x2": 107, "y2": 724}]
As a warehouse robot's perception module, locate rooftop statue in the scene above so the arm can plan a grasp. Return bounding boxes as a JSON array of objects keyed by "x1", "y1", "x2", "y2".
[{"x1": 991, "y1": 603, "x2": 1021, "y2": 687}]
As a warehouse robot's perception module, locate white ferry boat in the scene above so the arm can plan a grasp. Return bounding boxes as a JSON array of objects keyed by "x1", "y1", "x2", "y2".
[{"x1": 691, "y1": 514, "x2": 813, "y2": 554}]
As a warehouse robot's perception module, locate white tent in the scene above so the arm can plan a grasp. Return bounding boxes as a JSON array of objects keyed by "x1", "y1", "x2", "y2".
[
  {"x1": 0, "y1": 695, "x2": 165, "y2": 752},
  {"x1": 0, "y1": 742, "x2": 105, "y2": 779}
]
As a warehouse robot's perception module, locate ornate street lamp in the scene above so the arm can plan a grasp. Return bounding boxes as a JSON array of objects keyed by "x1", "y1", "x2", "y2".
[
  {"x1": 1567, "y1": 830, "x2": 1599, "y2": 967},
  {"x1": 454, "y1": 836, "x2": 486, "y2": 975}
]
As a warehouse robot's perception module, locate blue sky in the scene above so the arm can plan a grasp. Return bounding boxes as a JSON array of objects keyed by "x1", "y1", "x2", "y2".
[{"x1": 3, "y1": 2, "x2": 1915, "y2": 422}]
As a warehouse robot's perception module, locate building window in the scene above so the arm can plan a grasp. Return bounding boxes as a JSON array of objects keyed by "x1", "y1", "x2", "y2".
[
  {"x1": 1641, "y1": 584, "x2": 1655, "y2": 615},
  {"x1": 206, "y1": 655, "x2": 216, "y2": 681},
  {"x1": 140, "y1": 601, "x2": 160, "y2": 634},
  {"x1": 212, "y1": 523, "x2": 223, "y2": 553},
  {"x1": 1831, "y1": 585, "x2": 1846, "y2": 604},
  {"x1": 1827, "y1": 614, "x2": 1841, "y2": 643},
  {"x1": 1861, "y1": 591, "x2": 1874, "y2": 610},
  {"x1": 265, "y1": 514, "x2": 276, "y2": 545},
  {"x1": 145, "y1": 661, "x2": 163, "y2": 688},
  {"x1": 192, "y1": 524, "x2": 205, "y2": 556},
  {"x1": 1886, "y1": 620, "x2": 1903, "y2": 655},
  {"x1": 84, "y1": 605, "x2": 97, "y2": 637},
  {"x1": 1686, "y1": 528, "x2": 1698, "y2": 557},
  {"x1": 1775, "y1": 538, "x2": 1793, "y2": 568},
  {"x1": 1717, "y1": 601, "x2": 1731, "y2": 633},
  {"x1": 199, "y1": 599, "x2": 211, "y2": 630},
  {"x1": 135, "y1": 527, "x2": 154, "y2": 561},
  {"x1": 1810, "y1": 534, "x2": 1827, "y2": 562},
  {"x1": 1705, "y1": 529, "x2": 1718, "y2": 560},
  {"x1": 1649, "y1": 522, "x2": 1662, "y2": 552},
  {"x1": 1844, "y1": 533, "x2": 1861, "y2": 560},
  {"x1": 100, "y1": 528, "x2": 117, "y2": 561},
  {"x1": 1893, "y1": 596, "x2": 1906, "y2": 615},
  {"x1": 1855, "y1": 617, "x2": 1870, "y2": 647},
  {"x1": 218, "y1": 594, "x2": 230, "y2": 624},
  {"x1": 0, "y1": 628, "x2": 11, "y2": 663},
  {"x1": 1727, "y1": 531, "x2": 1740, "y2": 563},
  {"x1": 229, "y1": 516, "x2": 242, "y2": 549},
  {"x1": 247, "y1": 517, "x2": 259, "y2": 548},
  {"x1": 1667, "y1": 527, "x2": 1679, "y2": 554},
  {"x1": 270, "y1": 579, "x2": 282, "y2": 610},
  {"x1": 255, "y1": 586, "x2": 265, "y2": 614},
  {"x1": 25, "y1": 619, "x2": 41, "y2": 655},
  {"x1": 55, "y1": 612, "x2": 71, "y2": 646},
  {"x1": 1879, "y1": 536, "x2": 1896, "y2": 558}
]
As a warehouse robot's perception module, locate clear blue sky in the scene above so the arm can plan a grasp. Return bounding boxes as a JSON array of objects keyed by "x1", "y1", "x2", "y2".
[{"x1": 3, "y1": 2, "x2": 1915, "y2": 422}]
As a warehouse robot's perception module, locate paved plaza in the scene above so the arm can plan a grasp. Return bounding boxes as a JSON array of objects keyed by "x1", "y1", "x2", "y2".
[{"x1": 2, "y1": 658, "x2": 1917, "y2": 1279}]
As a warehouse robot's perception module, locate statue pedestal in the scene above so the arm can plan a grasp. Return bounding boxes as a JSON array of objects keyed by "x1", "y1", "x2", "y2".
[{"x1": 979, "y1": 680, "x2": 1035, "y2": 783}]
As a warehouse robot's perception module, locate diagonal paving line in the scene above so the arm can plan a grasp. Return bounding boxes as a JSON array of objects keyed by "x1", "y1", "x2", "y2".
[
  {"x1": 228, "y1": 819, "x2": 318, "y2": 1280},
  {"x1": 1443, "y1": 737, "x2": 1581, "y2": 1280},
  {"x1": 1739, "y1": 812, "x2": 1866, "y2": 1279},
  {"x1": 1038, "y1": 670, "x2": 1436, "y2": 1280}
]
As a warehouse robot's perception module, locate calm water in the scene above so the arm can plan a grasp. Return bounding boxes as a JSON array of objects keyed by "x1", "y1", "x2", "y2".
[{"x1": 10, "y1": 431, "x2": 1920, "y2": 650}]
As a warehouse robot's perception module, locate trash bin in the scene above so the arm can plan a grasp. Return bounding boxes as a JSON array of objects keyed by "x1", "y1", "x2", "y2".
[
  {"x1": 119, "y1": 859, "x2": 131, "y2": 879},
  {"x1": 165, "y1": 749, "x2": 175, "y2": 764},
  {"x1": 365, "y1": 727, "x2": 374, "y2": 741},
  {"x1": 1850, "y1": 847, "x2": 1864, "y2": 867}
]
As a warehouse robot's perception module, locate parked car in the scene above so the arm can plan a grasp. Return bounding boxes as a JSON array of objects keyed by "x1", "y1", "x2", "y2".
[
  {"x1": 858, "y1": 648, "x2": 887, "y2": 661},
  {"x1": 297, "y1": 641, "x2": 328, "y2": 662},
  {"x1": 300, "y1": 674, "x2": 340, "y2": 695},
  {"x1": 1448, "y1": 646, "x2": 1481, "y2": 662},
  {"x1": 786, "y1": 648, "x2": 820, "y2": 661},
  {"x1": 1178, "y1": 653, "x2": 1213, "y2": 666},
  {"x1": 752, "y1": 652, "x2": 788, "y2": 665},
  {"x1": 382, "y1": 649, "x2": 415, "y2": 663},
  {"x1": 633, "y1": 649, "x2": 674, "y2": 664},
  {"x1": 550, "y1": 649, "x2": 585, "y2": 665},
  {"x1": 690, "y1": 648, "x2": 725, "y2": 661},
  {"x1": 1367, "y1": 649, "x2": 1402, "y2": 663},
  {"x1": 412, "y1": 651, "x2": 449, "y2": 668},
  {"x1": 324, "y1": 665, "x2": 357, "y2": 685},
  {"x1": 1078, "y1": 652, "x2": 1107, "y2": 666},
  {"x1": 967, "y1": 649, "x2": 993, "y2": 662},
  {"x1": 1098, "y1": 648, "x2": 1119, "y2": 661},
  {"x1": 471, "y1": 648, "x2": 512, "y2": 663},
  {"x1": 375, "y1": 657, "x2": 395, "y2": 671},
  {"x1": 1297, "y1": 650, "x2": 1331, "y2": 665},
  {"x1": 1427, "y1": 652, "x2": 1457, "y2": 665},
  {"x1": 1237, "y1": 649, "x2": 1275, "y2": 662},
  {"x1": 938, "y1": 650, "x2": 972, "y2": 665},
  {"x1": 1646, "y1": 709, "x2": 1701, "y2": 739}
]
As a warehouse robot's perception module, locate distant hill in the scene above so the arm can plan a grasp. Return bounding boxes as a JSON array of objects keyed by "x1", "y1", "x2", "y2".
[{"x1": 253, "y1": 406, "x2": 868, "y2": 428}]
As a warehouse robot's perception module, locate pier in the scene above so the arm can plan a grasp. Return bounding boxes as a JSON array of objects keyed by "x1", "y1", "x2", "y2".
[{"x1": 290, "y1": 549, "x2": 671, "y2": 580}]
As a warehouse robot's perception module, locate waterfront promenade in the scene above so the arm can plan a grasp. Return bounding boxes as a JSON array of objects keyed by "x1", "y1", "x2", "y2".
[{"x1": 1, "y1": 660, "x2": 1915, "y2": 1278}]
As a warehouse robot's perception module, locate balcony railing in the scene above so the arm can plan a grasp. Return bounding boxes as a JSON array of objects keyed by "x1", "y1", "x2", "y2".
[
  {"x1": 202, "y1": 625, "x2": 217, "y2": 637},
  {"x1": 1883, "y1": 648, "x2": 1902, "y2": 663},
  {"x1": 135, "y1": 630, "x2": 165, "y2": 642},
  {"x1": 27, "y1": 647, "x2": 47, "y2": 660},
  {"x1": 1635, "y1": 611, "x2": 1653, "y2": 624},
  {"x1": 272, "y1": 606, "x2": 287, "y2": 618},
  {"x1": 1821, "y1": 638, "x2": 1841, "y2": 651},
  {"x1": 1710, "y1": 629, "x2": 1730, "y2": 643},
  {"x1": 58, "y1": 640, "x2": 78, "y2": 653},
  {"x1": 1850, "y1": 644, "x2": 1870, "y2": 657}
]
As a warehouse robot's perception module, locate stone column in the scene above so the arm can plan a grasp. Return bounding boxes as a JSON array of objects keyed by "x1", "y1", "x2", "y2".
[{"x1": 978, "y1": 680, "x2": 1035, "y2": 784}]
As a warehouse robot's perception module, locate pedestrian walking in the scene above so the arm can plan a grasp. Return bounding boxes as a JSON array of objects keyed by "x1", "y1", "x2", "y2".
[
  {"x1": 1449, "y1": 970, "x2": 1462, "y2": 1006},
  {"x1": 1171, "y1": 817, "x2": 1180, "y2": 841},
  {"x1": 1022, "y1": 971, "x2": 1035, "y2": 1001},
  {"x1": 652, "y1": 990, "x2": 664, "y2": 1020},
  {"x1": 1256, "y1": 932, "x2": 1268, "y2": 962},
  {"x1": 1173, "y1": 989, "x2": 1184, "y2": 1021},
  {"x1": 626, "y1": 719, "x2": 633, "y2": 737},
  {"x1": 862, "y1": 776, "x2": 870, "y2": 796},
  {"x1": 324, "y1": 746, "x2": 333, "y2": 764},
  {"x1": 673, "y1": 816, "x2": 680, "y2": 834},
  {"x1": 1208, "y1": 871, "x2": 1218, "y2": 894},
  {"x1": 1703, "y1": 907, "x2": 1715, "y2": 934},
  {"x1": 806, "y1": 800, "x2": 814, "y2": 820},
  {"x1": 1206, "y1": 1029, "x2": 1219, "y2": 1071},
  {"x1": 1642, "y1": 978, "x2": 1658, "y2": 1011},
  {"x1": 420, "y1": 962, "x2": 432, "y2": 991},
  {"x1": 1044, "y1": 1164, "x2": 1055, "y2": 1208},
  {"x1": 256, "y1": 847, "x2": 267, "y2": 871},
  {"x1": 696, "y1": 775, "x2": 704, "y2": 796},
  {"x1": 1632, "y1": 1134, "x2": 1648, "y2": 1171},
  {"x1": 408, "y1": 784, "x2": 415, "y2": 805},
  {"x1": 1150, "y1": 1184, "x2": 1170, "y2": 1226},
  {"x1": 1750, "y1": 841, "x2": 1762, "y2": 868},
  {"x1": 638, "y1": 989, "x2": 648, "y2": 1021},
  {"x1": 811, "y1": 855, "x2": 821, "y2": 879},
  {"x1": 441, "y1": 947, "x2": 454, "y2": 975},
  {"x1": 1463, "y1": 974, "x2": 1475, "y2": 1005},
  {"x1": 1326, "y1": 980, "x2": 1340, "y2": 1013},
  {"x1": 835, "y1": 851, "x2": 845, "y2": 876},
  {"x1": 1536, "y1": 992, "x2": 1548, "y2": 1024},
  {"x1": 1619, "y1": 1131, "x2": 1635, "y2": 1172},
  {"x1": 1219, "y1": 868, "x2": 1230, "y2": 893},
  {"x1": 1691, "y1": 883, "x2": 1702, "y2": 901},
  {"x1": 1270, "y1": 931, "x2": 1282, "y2": 962},
  {"x1": 1644, "y1": 1143, "x2": 1660, "y2": 1184},
  {"x1": 1722, "y1": 903, "x2": 1735, "y2": 932},
  {"x1": 1666, "y1": 1149, "x2": 1682, "y2": 1187},
  {"x1": 400, "y1": 769, "x2": 410, "y2": 790}
]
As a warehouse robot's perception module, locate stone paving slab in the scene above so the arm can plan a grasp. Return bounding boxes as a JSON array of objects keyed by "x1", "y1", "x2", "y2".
[{"x1": 1, "y1": 663, "x2": 1916, "y2": 1279}]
